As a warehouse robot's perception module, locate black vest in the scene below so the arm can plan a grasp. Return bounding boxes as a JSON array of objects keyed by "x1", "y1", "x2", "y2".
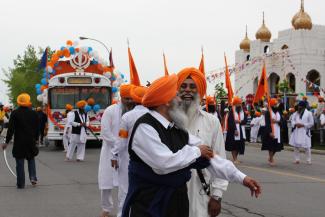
[{"x1": 71, "y1": 111, "x2": 87, "y2": 135}]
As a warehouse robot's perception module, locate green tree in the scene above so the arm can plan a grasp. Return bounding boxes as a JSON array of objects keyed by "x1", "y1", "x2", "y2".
[
  {"x1": 214, "y1": 82, "x2": 227, "y2": 102},
  {"x1": 2, "y1": 45, "x2": 45, "y2": 107}
]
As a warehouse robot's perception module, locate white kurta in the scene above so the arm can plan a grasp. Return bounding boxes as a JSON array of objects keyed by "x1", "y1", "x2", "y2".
[
  {"x1": 289, "y1": 110, "x2": 314, "y2": 148},
  {"x1": 98, "y1": 103, "x2": 122, "y2": 189},
  {"x1": 234, "y1": 111, "x2": 246, "y2": 141},
  {"x1": 320, "y1": 113, "x2": 325, "y2": 127},
  {"x1": 186, "y1": 108, "x2": 229, "y2": 217},
  {"x1": 250, "y1": 117, "x2": 261, "y2": 142},
  {"x1": 63, "y1": 111, "x2": 73, "y2": 151},
  {"x1": 132, "y1": 110, "x2": 246, "y2": 181},
  {"x1": 270, "y1": 111, "x2": 281, "y2": 143}
]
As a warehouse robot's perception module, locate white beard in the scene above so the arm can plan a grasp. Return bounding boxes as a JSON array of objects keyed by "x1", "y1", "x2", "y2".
[
  {"x1": 168, "y1": 99, "x2": 189, "y2": 131},
  {"x1": 181, "y1": 94, "x2": 200, "y2": 128}
]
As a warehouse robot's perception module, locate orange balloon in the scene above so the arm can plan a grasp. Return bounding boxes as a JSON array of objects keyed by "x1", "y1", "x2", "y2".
[
  {"x1": 41, "y1": 85, "x2": 47, "y2": 91},
  {"x1": 75, "y1": 48, "x2": 80, "y2": 52},
  {"x1": 57, "y1": 50, "x2": 63, "y2": 57},
  {"x1": 47, "y1": 61, "x2": 54, "y2": 68},
  {"x1": 66, "y1": 40, "x2": 73, "y2": 46},
  {"x1": 63, "y1": 48, "x2": 70, "y2": 58}
]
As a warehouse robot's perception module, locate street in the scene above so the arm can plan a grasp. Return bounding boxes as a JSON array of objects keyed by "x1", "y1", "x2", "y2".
[{"x1": 1, "y1": 144, "x2": 325, "y2": 217}]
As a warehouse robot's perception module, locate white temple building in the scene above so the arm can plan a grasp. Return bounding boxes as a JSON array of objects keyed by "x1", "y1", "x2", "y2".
[{"x1": 234, "y1": 0, "x2": 325, "y2": 103}]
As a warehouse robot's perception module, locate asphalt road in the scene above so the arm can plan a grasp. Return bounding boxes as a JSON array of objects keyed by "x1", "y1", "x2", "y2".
[{"x1": 0, "y1": 143, "x2": 325, "y2": 217}]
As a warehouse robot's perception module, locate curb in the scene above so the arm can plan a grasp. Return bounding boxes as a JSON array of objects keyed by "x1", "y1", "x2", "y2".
[{"x1": 246, "y1": 142, "x2": 325, "y2": 155}]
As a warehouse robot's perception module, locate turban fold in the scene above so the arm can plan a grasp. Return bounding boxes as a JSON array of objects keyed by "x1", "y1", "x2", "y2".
[
  {"x1": 142, "y1": 74, "x2": 178, "y2": 107},
  {"x1": 76, "y1": 100, "x2": 87, "y2": 108},
  {"x1": 232, "y1": 96, "x2": 242, "y2": 106},
  {"x1": 269, "y1": 98, "x2": 278, "y2": 107},
  {"x1": 17, "y1": 93, "x2": 31, "y2": 107},
  {"x1": 120, "y1": 84, "x2": 133, "y2": 98},
  {"x1": 206, "y1": 96, "x2": 216, "y2": 105},
  {"x1": 65, "y1": 104, "x2": 73, "y2": 111},
  {"x1": 130, "y1": 86, "x2": 148, "y2": 104},
  {"x1": 177, "y1": 67, "x2": 207, "y2": 98}
]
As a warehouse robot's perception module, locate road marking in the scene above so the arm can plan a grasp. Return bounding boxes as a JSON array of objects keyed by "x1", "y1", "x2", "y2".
[{"x1": 240, "y1": 165, "x2": 325, "y2": 183}]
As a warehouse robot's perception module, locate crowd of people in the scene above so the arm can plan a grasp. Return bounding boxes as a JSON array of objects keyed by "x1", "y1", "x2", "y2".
[{"x1": 4, "y1": 68, "x2": 323, "y2": 217}]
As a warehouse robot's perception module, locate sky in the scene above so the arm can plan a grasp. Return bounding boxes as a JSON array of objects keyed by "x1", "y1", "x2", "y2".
[{"x1": 0, "y1": 0, "x2": 324, "y2": 104}]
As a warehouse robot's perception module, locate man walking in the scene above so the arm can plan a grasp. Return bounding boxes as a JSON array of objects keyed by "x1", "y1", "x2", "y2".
[{"x1": 1, "y1": 93, "x2": 39, "y2": 189}]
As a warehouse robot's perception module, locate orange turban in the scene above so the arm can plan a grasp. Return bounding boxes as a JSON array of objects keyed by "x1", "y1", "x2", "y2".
[
  {"x1": 177, "y1": 67, "x2": 207, "y2": 98},
  {"x1": 255, "y1": 111, "x2": 261, "y2": 117},
  {"x1": 206, "y1": 96, "x2": 216, "y2": 105},
  {"x1": 269, "y1": 98, "x2": 278, "y2": 107},
  {"x1": 65, "y1": 104, "x2": 73, "y2": 111},
  {"x1": 130, "y1": 86, "x2": 148, "y2": 104},
  {"x1": 142, "y1": 74, "x2": 178, "y2": 107},
  {"x1": 120, "y1": 84, "x2": 133, "y2": 98},
  {"x1": 76, "y1": 100, "x2": 87, "y2": 108},
  {"x1": 87, "y1": 98, "x2": 95, "y2": 106},
  {"x1": 17, "y1": 93, "x2": 31, "y2": 107},
  {"x1": 232, "y1": 96, "x2": 242, "y2": 106}
]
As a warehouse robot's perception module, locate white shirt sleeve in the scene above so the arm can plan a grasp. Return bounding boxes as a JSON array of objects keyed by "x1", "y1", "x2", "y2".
[
  {"x1": 111, "y1": 114, "x2": 128, "y2": 157},
  {"x1": 321, "y1": 114, "x2": 325, "y2": 126},
  {"x1": 132, "y1": 123, "x2": 201, "y2": 175},
  {"x1": 207, "y1": 155, "x2": 246, "y2": 184},
  {"x1": 305, "y1": 111, "x2": 314, "y2": 129},
  {"x1": 67, "y1": 112, "x2": 79, "y2": 127}
]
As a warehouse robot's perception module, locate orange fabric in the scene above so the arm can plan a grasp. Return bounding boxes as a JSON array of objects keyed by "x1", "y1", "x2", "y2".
[
  {"x1": 232, "y1": 96, "x2": 242, "y2": 106},
  {"x1": 130, "y1": 86, "x2": 148, "y2": 104},
  {"x1": 65, "y1": 104, "x2": 73, "y2": 111},
  {"x1": 224, "y1": 55, "x2": 234, "y2": 105},
  {"x1": 17, "y1": 93, "x2": 31, "y2": 107},
  {"x1": 119, "y1": 129, "x2": 129, "y2": 138},
  {"x1": 177, "y1": 67, "x2": 207, "y2": 98},
  {"x1": 142, "y1": 74, "x2": 178, "y2": 107},
  {"x1": 253, "y1": 63, "x2": 270, "y2": 103},
  {"x1": 128, "y1": 47, "x2": 141, "y2": 86},
  {"x1": 269, "y1": 98, "x2": 278, "y2": 107},
  {"x1": 120, "y1": 84, "x2": 133, "y2": 98},
  {"x1": 76, "y1": 100, "x2": 87, "y2": 108},
  {"x1": 163, "y1": 53, "x2": 169, "y2": 76},
  {"x1": 255, "y1": 111, "x2": 261, "y2": 117},
  {"x1": 205, "y1": 96, "x2": 215, "y2": 112},
  {"x1": 87, "y1": 98, "x2": 95, "y2": 106},
  {"x1": 199, "y1": 52, "x2": 205, "y2": 76}
]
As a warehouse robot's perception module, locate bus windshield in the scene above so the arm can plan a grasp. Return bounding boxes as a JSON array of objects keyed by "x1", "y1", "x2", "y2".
[{"x1": 49, "y1": 87, "x2": 111, "y2": 109}]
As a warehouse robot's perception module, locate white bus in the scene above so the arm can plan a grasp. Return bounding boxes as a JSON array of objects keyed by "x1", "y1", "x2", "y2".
[{"x1": 46, "y1": 71, "x2": 112, "y2": 146}]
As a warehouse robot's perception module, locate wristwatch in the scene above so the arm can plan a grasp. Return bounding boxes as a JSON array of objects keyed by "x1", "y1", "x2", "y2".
[{"x1": 212, "y1": 196, "x2": 222, "y2": 202}]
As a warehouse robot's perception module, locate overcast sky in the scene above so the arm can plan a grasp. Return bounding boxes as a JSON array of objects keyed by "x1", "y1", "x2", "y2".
[{"x1": 0, "y1": 0, "x2": 324, "y2": 104}]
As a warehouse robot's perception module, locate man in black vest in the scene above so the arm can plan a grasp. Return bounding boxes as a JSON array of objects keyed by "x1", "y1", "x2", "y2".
[
  {"x1": 66, "y1": 100, "x2": 89, "y2": 161},
  {"x1": 122, "y1": 74, "x2": 261, "y2": 217}
]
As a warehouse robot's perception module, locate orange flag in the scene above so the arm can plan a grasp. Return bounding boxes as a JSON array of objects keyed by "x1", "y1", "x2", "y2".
[
  {"x1": 163, "y1": 53, "x2": 169, "y2": 76},
  {"x1": 199, "y1": 52, "x2": 205, "y2": 76},
  {"x1": 253, "y1": 62, "x2": 270, "y2": 103},
  {"x1": 128, "y1": 47, "x2": 141, "y2": 86},
  {"x1": 224, "y1": 54, "x2": 234, "y2": 105}
]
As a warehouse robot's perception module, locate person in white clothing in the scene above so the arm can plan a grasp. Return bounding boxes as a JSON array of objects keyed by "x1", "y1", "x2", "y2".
[
  {"x1": 111, "y1": 85, "x2": 148, "y2": 217},
  {"x1": 320, "y1": 108, "x2": 325, "y2": 145},
  {"x1": 250, "y1": 111, "x2": 261, "y2": 143},
  {"x1": 289, "y1": 100, "x2": 314, "y2": 164},
  {"x1": 122, "y1": 74, "x2": 261, "y2": 217},
  {"x1": 177, "y1": 67, "x2": 229, "y2": 217},
  {"x1": 62, "y1": 104, "x2": 73, "y2": 153},
  {"x1": 98, "y1": 84, "x2": 135, "y2": 217},
  {"x1": 66, "y1": 100, "x2": 89, "y2": 161}
]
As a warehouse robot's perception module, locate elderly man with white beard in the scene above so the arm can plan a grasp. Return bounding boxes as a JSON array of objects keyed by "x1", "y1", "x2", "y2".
[
  {"x1": 98, "y1": 84, "x2": 135, "y2": 217},
  {"x1": 122, "y1": 74, "x2": 261, "y2": 217},
  {"x1": 177, "y1": 67, "x2": 228, "y2": 217}
]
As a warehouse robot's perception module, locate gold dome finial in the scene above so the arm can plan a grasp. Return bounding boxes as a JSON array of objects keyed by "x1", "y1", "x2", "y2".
[
  {"x1": 255, "y1": 12, "x2": 272, "y2": 42},
  {"x1": 292, "y1": 0, "x2": 312, "y2": 30},
  {"x1": 240, "y1": 25, "x2": 250, "y2": 52}
]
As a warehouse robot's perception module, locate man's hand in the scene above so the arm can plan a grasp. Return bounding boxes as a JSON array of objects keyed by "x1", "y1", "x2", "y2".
[
  {"x1": 234, "y1": 130, "x2": 239, "y2": 136},
  {"x1": 269, "y1": 133, "x2": 274, "y2": 138},
  {"x1": 243, "y1": 176, "x2": 261, "y2": 198},
  {"x1": 235, "y1": 120, "x2": 240, "y2": 124},
  {"x1": 208, "y1": 197, "x2": 221, "y2": 217},
  {"x1": 296, "y1": 123, "x2": 304, "y2": 128},
  {"x1": 198, "y1": 145, "x2": 214, "y2": 159},
  {"x1": 1, "y1": 143, "x2": 8, "y2": 150},
  {"x1": 271, "y1": 119, "x2": 277, "y2": 124},
  {"x1": 111, "y1": 159, "x2": 119, "y2": 170}
]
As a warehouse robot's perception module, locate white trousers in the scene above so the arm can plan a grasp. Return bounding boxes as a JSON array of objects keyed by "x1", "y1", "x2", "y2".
[
  {"x1": 117, "y1": 187, "x2": 127, "y2": 217},
  {"x1": 62, "y1": 135, "x2": 69, "y2": 152},
  {"x1": 66, "y1": 140, "x2": 86, "y2": 160},
  {"x1": 294, "y1": 147, "x2": 311, "y2": 162},
  {"x1": 101, "y1": 189, "x2": 114, "y2": 213}
]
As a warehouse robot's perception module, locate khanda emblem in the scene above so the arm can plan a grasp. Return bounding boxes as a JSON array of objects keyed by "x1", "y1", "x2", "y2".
[{"x1": 70, "y1": 52, "x2": 91, "y2": 71}]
